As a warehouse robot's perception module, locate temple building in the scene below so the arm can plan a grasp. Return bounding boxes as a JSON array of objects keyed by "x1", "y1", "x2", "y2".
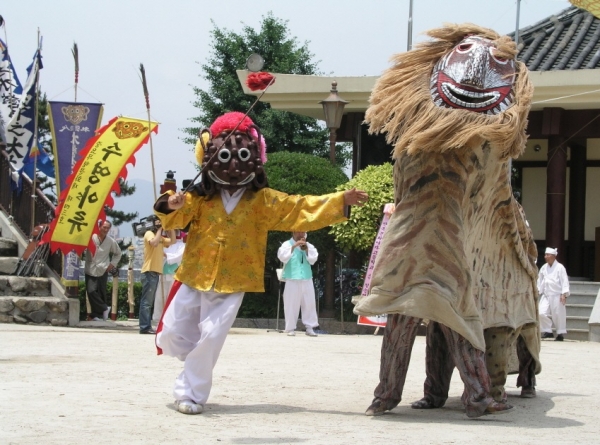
[{"x1": 237, "y1": 5, "x2": 600, "y2": 280}]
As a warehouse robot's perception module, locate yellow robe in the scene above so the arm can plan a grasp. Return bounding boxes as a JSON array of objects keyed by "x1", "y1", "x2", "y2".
[{"x1": 155, "y1": 188, "x2": 346, "y2": 293}]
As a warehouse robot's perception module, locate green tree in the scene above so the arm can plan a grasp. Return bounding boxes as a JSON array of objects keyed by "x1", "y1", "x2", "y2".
[
  {"x1": 104, "y1": 178, "x2": 138, "y2": 265},
  {"x1": 183, "y1": 13, "x2": 350, "y2": 167},
  {"x1": 104, "y1": 178, "x2": 138, "y2": 227},
  {"x1": 330, "y1": 163, "x2": 394, "y2": 254},
  {"x1": 263, "y1": 151, "x2": 349, "y2": 271}
]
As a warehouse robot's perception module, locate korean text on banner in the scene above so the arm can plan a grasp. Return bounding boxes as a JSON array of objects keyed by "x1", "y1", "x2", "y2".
[
  {"x1": 44, "y1": 117, "x2": 158, "y2": 255},
  {"x1": 4, "y1": 49, "x2": 41, "y2": 182},
  {"x1": 48, "y1": 102, "x2": 104, "y2": 197},
  {"x1": 0, "y1": 37, "x2": 23, "y2": 141},
  {"x1": 356, "y1": 204, "x2": 395, "y2": 327}
]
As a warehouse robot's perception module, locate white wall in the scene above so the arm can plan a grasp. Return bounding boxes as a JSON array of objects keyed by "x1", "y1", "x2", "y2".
[
  {"x1": 586, "y1": 167, "x2": 600, "y2": 241},
  {"x1": 522, "y1": 167, "x2": 547, "y2": 240},
  {"x1": 520, "y1": 139, "x2": 600, "y2": 242}
]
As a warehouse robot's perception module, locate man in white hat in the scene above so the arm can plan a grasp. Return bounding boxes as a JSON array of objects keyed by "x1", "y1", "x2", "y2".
[{"x1": 537, "y1": 247, "x2": 570, "y2": 341}]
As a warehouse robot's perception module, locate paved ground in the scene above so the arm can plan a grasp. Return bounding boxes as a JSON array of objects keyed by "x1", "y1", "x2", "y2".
[{"x1": 1, "y1": 323, "x2": 599, "y2": 445}]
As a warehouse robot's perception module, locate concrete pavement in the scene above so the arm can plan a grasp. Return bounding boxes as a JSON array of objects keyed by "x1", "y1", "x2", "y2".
[{"x1": 1, "y1": 323, "x2": 599, "y2": 445}]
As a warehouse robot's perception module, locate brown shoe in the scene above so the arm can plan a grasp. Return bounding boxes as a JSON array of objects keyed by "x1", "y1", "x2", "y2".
[
  {"x1": 411, "y1": 397, "x2": 438, "y2": 409},
  {"x1": 520, "y1": 386, "x2": 536, "y2": 398},
  {"x1": 365, "y1": 398, "x2": 399, "y2": 416},
  {"x1": 484, "y1": 401, "x2": 514, "y2": 415}
]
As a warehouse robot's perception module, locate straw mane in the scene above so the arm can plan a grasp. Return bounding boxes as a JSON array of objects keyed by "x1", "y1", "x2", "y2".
[{"x1": 365, "y1": 23, "x2": 533, "y2": 159}]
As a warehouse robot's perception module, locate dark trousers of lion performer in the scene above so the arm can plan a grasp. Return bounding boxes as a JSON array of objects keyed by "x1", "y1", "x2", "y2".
[
  {"x1": 372, "y1": 314, "x2": 502, "y2": 418},
  {"x1": 417, "y1": 324, "x2": 537, "y2": 408}
]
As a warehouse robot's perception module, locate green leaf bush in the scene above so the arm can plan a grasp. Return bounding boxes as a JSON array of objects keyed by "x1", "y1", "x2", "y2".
[
  {"x1": 235, "y1": 151, "x2": 349, "y2": 318},
  {"x1": 330, "y1": 163, "x2": 394, "y2": 252}
]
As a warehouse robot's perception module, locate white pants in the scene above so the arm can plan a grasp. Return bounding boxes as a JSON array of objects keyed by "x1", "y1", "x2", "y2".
[
  {"x1": 539, "y1": 293, "x2": 567, "y2": 334},
  {"x1": 153, "y1": 274, "x2": 174, "y2": 322},
  {"x1": 156, "y1": 284, "x2": 244, "y2": 404},
  {"x1": 283, "y1": 279, "x2": 318, "y2": 332}
]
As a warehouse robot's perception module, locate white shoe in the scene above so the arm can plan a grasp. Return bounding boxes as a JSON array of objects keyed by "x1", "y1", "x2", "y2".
[
  {"x1": 176, "y1": 399, "x2": 203, "y2": 415},
  {"x1": 287, "y1": 331, "x2": 296, "y2": 336},
  {"x1": 91, "y1": 317, "x2": 101, "y2": 321},
  {"x1": 305, "y1": 328, "x2": 318, "y2": 337},
  {"x1": 102, "y1": 306, "x2": 111, "y2": 321}
]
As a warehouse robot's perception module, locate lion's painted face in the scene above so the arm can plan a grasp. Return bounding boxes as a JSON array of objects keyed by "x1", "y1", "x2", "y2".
[
  {"x1": 112, "y1": 121, "x2": 148, "y2": 139},
  {"x1": 203, "y1": 130, "x2": 265, "y2": 192},
  {"x1": 61, "y1": 105, "x2": 90, "y2": 125},
  {"x1": 430, "y1": 36, "x2": 515, "y2": 115}
]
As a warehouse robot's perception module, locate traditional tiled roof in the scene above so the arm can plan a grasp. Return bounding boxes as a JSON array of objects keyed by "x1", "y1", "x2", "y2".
[{"x1": 509, "y1": 6, "x2": 600, "y2": 71}]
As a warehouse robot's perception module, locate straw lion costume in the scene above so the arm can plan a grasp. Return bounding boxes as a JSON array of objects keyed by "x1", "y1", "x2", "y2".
[{"x1": 354, "y1": 24, "x2": 541, "y2": 417}]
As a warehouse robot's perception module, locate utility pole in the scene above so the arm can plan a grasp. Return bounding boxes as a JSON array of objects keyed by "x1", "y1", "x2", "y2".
[{"x1": 407, "y1": 0, "x2": 414, "y2": 51}]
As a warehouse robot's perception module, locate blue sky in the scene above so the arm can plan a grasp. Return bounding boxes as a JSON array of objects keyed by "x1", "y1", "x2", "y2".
[{"x1": 2, "y1": 0, "x2": 572, "y2": 191}]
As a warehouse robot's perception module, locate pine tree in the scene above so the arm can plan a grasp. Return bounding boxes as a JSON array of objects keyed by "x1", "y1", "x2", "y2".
[
  {"x1": 104, "y1": 179, "x2": 137, "y2": 266},
  {"x1": 183, "y1": 13, "x2": 350, "y2": 167}
]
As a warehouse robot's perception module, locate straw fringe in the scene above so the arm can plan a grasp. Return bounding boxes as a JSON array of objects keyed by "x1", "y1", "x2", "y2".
[{"x1": 365, "y1": 24, "x2": 533, "y2": 160}]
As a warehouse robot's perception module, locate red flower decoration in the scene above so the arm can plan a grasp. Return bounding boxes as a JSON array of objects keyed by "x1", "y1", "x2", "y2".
[{"x1": 246, "y1": 72, "x2": 275, "y2": 91}]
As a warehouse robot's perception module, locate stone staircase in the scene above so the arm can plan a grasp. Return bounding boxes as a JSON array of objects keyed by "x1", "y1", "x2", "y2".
[
  {"x1": 565, "y1": 281, "x2": 600, "y2": 341},
  {"x1": 0, "y1": 226, "x2": 78, "y2": 326}
]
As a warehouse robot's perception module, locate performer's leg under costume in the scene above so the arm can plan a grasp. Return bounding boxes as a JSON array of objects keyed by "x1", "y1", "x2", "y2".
[
  {"x1": 516, "y1": 332, "x2": 537, "y2": 395},
  {"x1": 415, "y1": 325, "x2": 538, "y2": 405},
  {"x1": 437, "y1": 324, "x2": 499, "y2": 418},
  {"x1": 156, "y1": 283, "x2": 244, "y2": 405},
  {"x1": 483, "y1": 326, "x2": 519, "y2": 403},
  {"x1": 367, "y1": 314, "x2": 422, "y2": 414},
  {"x1": 411, "y1": 321, "x2": 454, "y2": 409},
  {"x1": 370, "y1": 317, "x2": 508, "y2": 417}
]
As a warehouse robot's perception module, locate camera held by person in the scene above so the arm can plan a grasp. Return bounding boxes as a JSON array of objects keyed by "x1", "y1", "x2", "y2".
[{"x1": 132, "y1": 215, "x2": 161, "y2": 238}]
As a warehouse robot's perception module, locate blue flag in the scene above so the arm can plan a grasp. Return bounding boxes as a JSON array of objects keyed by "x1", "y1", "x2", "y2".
[
  {"x1": 48, "y1": 101, "x2": 103, "y2": 196},
  {"x1": 5, "y1": 46, "x2": 55, "y2": 187}
]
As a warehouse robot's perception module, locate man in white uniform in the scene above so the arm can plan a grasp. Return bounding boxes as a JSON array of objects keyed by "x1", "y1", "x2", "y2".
[
  {"x1": 277, "y1": 231, "x2": 319, "y2": 337},
  {"x1": 537, "y1": 247, "x2": 570, "y2": 341}
]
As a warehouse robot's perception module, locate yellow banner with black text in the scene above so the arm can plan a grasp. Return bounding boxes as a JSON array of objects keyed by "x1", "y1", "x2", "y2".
[{"x1": 43, "y1": 116, "x2": 158, "y2": 255}]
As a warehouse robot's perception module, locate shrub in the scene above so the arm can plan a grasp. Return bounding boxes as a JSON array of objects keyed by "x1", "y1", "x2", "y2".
[{"x1": 330, "y1": 163, "x2": 394, "y2": 252}]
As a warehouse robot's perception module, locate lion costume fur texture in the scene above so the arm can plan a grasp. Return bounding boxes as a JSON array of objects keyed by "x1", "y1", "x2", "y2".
[{"x1": 355, "y1": 24, "x2": 540, "y2": 375}]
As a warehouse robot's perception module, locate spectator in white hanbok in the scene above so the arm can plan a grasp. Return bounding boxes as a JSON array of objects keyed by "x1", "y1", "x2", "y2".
[
  {"x1": 277, "y1": 231, "x2": 319, "y2": 337},
  {"x1": 537, "y1": 247, "x2": 570, "y2": 341}
]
